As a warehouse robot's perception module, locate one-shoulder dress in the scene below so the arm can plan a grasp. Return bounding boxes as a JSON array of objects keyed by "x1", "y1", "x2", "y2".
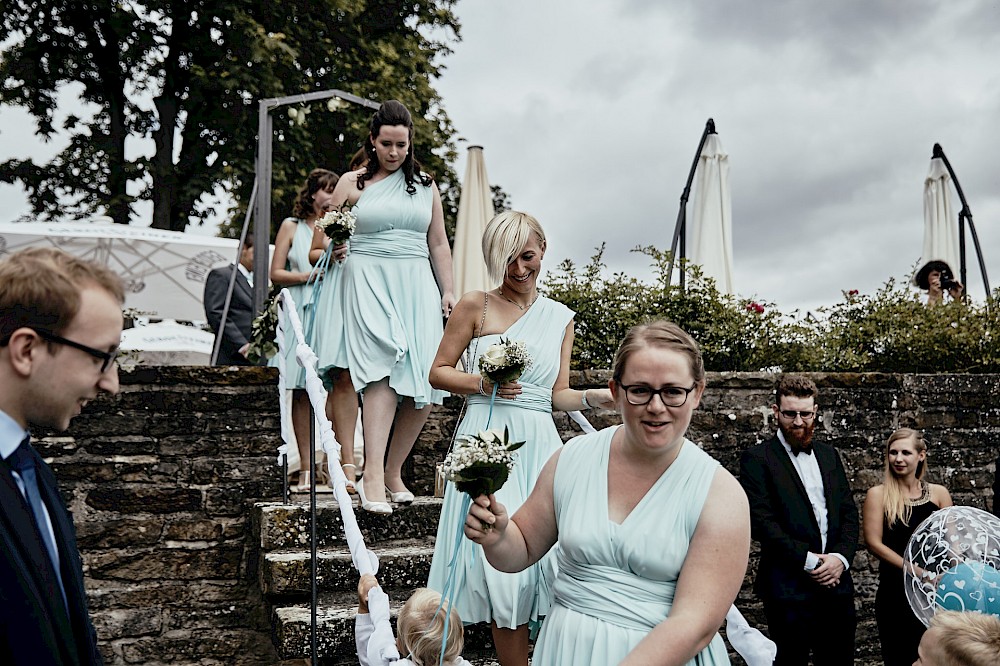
[
  {"x1": 427, "y1": 296, "x2": 574, "y2": 633},
  {"x1": 316, "y1": 169, "x2": 445, "y2": 406},
  {"x1": 875, "y1": 488, "x2": 939, "y2": 666},
  {"x1": 533, "y1": 427, "x2": 730, "y2": 665},
  {"x1": 273, "y1": 218, "x2": 315, "y2": 389}
]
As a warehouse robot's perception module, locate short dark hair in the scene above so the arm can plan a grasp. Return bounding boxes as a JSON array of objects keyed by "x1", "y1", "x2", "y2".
[
  {"x1": 0, "y1": 248, "x2": 124, "y2": 342},
  {"x1": 914, "y1": 260, "x2": 953, "y2": 290},
  {"x1": 775, "y1": 375, "x2": 817, "y2": 405}
]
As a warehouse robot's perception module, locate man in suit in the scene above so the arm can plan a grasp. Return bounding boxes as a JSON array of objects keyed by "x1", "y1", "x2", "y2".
[
  {"x1": 204, "y1": 236, "x2": 256, "y2": 365},
  {"x1": 0, "y1": 247, "x2": 124, "y2": 664},
  {"x1": 739, "y1": 375, "x2": 859, "y2": 665}
]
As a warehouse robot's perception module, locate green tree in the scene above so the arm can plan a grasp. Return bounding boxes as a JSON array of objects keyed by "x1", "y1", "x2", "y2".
[{"x1": 0, "y1": 0, "x2": 460, "y2": 236}]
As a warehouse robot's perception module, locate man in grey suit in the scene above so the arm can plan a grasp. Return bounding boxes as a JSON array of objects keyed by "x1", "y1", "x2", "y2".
[
  {"x1": 739, "y1": 375, "x2": 859, "y2": 666},
  {"x1": 0, "y1": 247, "x2": 123, "y2": 664},
  {"x1": 204, "y1": 236, "x2": 256, "y2": 365}
]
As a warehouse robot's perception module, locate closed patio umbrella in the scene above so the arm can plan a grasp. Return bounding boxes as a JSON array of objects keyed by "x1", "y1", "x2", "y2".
[
  {"x1": 452, "y1": 146, "x2": 494, "y2": 297},
  {"x1": 921, "y1": 155, "x2": 960, "y2": 275},
  {"x1": 690, "y1": 133, "x2": 735, "y2": 294}
]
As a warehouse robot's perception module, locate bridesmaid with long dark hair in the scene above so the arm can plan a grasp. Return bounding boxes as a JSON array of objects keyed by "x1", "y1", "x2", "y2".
[{"x1": 863, "y1": 428, "x2": 952, "y2": 666}]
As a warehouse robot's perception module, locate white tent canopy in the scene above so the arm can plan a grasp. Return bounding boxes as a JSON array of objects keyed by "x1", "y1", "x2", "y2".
[
  {"x1": 690, "y1": 133, "x2": 735, "y2": 295},
  {"x1": 452, "y1": 145, "x2": 494, "y2": 297},
  {"x1": 0, "y1": 221, "x2": 239, "y2": 321},
  {"x1": 921, "y1": 157, "x2": 960, "y2": 274}
]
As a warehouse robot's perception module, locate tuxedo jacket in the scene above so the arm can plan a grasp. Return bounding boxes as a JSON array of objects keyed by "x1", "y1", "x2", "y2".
[
  {"x1": 0, "y1": 444, "x2": 103, "y2": 664},
  {"x1": 203, "y1": 264, "x2": 253, "y2": 366},
  {"x1": 739, "y1": 435, "x2": 859, "y2": 602}
]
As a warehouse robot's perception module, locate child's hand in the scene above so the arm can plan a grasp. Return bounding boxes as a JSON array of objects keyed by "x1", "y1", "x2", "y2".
[{"x1": 358, "y1": 573, "x2": 379, "y2": 614}]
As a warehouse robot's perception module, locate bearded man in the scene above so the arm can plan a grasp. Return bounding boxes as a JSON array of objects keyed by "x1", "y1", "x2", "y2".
[{"x1": 739, "y1": 375, "x2": 859, "y2": 666}]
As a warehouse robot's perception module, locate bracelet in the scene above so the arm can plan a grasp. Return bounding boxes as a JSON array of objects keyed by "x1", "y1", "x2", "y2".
[
  {"x1": 479, "y1": 377, "x2": 489, "y2": 397},
  {"x1": 581, "y1": 390, "x2": 592, "y2": 409}
]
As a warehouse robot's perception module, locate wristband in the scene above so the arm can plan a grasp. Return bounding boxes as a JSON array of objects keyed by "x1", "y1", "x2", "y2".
[
  {"x1": 581, "y1": 390, "x2": 592, "y2": 409},
  {"x1": 479, "y1": 377, "x2": 489, "y2": 397}
]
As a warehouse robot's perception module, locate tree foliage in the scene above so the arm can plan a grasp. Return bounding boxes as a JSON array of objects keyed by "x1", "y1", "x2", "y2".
[
  {"x1": 543, "y1": 246, "x2": 1000, "y2": 373},
  {"x1": 0, "y1": 0, "x2": 460, "y2": 236}
]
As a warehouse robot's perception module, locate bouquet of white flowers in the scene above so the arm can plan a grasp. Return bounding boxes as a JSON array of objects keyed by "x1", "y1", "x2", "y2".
[
  {"x1": 315, "y1": 204, "x2": 356, "y2": 244},
  {"x1": 478, "y1": 338, "x2": 532, "y2": 385},
  {"x1": 439, "y1": 427, "x2": 525, "y2": 498}
]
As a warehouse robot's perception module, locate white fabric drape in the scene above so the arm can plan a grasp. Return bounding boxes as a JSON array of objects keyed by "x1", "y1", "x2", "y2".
[{"x1": 690, "y1": 134, "x2": 735, "y2": 295}]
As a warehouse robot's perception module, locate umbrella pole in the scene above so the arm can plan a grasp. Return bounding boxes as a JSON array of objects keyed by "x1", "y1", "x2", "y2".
[
  {"x1": 932, "y1": 144, "x2": 991, "y2": 301},
  {"x1": 667, "y1": 118, "x2": 716, "y2": 290}
]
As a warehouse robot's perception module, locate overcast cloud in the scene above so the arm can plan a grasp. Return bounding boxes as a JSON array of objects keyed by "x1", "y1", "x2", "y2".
[{"x1": 1, "y1": 1, "x2": 998, "y2": 311}]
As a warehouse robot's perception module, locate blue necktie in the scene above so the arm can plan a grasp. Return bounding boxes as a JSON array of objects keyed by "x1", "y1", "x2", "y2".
[{"x1": 7, "y1": 438, "x2": 68, "y2": 611}]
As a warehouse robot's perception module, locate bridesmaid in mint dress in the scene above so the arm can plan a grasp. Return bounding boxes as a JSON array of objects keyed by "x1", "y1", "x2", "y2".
[
  {"x1": 312, "y1": 100, "x2": 455, "y2": 514},
  {"x1": 466, "y1": 321, "x2": 750, "y2": 665},
  {"x1": 269, "y1": 168, "x2": 345, "y2": 490},
  {"x1": 427, "y1": 211, "x2": 614, "y2": 666}
]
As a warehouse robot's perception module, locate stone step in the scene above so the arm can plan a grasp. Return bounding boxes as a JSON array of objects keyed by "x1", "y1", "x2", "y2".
[
  {"x1": 272, "y1": 593, "x2": 496, "y2": 663},
  {"x1": 261, "y1": 539, "x2": 435, "y2": 598},
  {"x1": 254, "y1": 497, "x2": 444, "y2": 551}
]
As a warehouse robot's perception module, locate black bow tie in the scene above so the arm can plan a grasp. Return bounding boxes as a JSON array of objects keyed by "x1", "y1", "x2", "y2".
[{"x1": 791, "y1": 445, "x2": 812, "y2": 456}]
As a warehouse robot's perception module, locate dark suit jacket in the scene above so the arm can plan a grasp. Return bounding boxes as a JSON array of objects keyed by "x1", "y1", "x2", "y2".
[
  {"x1": 739, "y1": 435, "x2": 859, "y2": 602},
  {"x1": 203, "y1": 264, "x2": 253, "y2": 366},
  {"x1": 1, "y1": 444, "x2": 103, "y2": 665}
]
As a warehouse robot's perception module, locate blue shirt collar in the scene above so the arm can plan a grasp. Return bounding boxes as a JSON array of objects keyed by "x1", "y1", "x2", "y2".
[{"x1": 0, "y1": 409, "x2": 29, "y2": 460}]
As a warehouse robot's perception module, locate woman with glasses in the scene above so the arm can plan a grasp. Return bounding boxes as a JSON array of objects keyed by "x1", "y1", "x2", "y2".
[
  {"x1": 863, "y1": 428, "x2": 952, "y2": 666},
  {"x1": 426, "y1": 211, "x2": 613, "y2": 666},
  {"x1": 464, "y1": 320, "x2": 749, "y2": 665}
]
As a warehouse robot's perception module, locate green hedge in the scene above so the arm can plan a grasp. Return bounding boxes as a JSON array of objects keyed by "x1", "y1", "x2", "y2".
[{"x1": 542, "y1": 246, "x2": 999, "y2": 373}]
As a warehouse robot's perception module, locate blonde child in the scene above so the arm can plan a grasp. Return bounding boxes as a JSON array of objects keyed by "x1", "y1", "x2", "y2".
[{"x1": 356, "y1": 574, "x2": 471, "y2": 666}]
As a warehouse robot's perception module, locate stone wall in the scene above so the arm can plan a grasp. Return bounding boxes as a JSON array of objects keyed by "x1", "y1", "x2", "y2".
[
  {"x1": 46, "y1": 368, "x2": 1000, "y2": 664},
  {"x1": 40, "y1": 367, "x2": 283, "y2": 665}
]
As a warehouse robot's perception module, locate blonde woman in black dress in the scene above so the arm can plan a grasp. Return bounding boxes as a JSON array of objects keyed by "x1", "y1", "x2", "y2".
[{"x1": 863, "y1": 428, "x2": 952, "y2": 666}]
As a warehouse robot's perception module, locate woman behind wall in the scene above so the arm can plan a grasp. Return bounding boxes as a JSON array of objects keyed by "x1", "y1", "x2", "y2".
[{"x1": 863, "y1": 428, "x2": 953, "y2": 666}]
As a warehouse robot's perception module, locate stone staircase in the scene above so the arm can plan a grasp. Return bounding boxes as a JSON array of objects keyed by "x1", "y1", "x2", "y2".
[{"x1": 253, "y1": 496, "x2": 500, "y2": 665}]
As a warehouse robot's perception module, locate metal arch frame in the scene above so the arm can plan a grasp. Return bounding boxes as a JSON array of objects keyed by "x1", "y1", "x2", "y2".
[
  {"x1": 931, "y1": 143, "x2": 991, "y2": 303},
  {"x1": 666, "y1": 118, "x2": 716, "y2": 291}
]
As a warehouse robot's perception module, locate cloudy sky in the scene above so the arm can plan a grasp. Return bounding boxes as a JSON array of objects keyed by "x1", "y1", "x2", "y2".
[
  {"x1": 2, "y1": 0, "x2": 998, "y2": 313},
  {"x1": 435, "y1": 0, "x2": 1000, "y2": 312}
]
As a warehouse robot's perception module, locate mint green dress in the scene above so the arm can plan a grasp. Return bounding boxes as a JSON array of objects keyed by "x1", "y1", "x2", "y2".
[
  {"x1": 427, "y1": 296, "x2": 573, "y2": 633},
  {"x1": 318, "y1": 169, "x2": 445, "y2": 406},
  {"x1": 272, "y1": 218, "x2": 315, "y2": 389},
  {"x1": 311, "y1": 240, "x2": 347, "y2": 389},
  {"x1": 534, "y1": 427, "x2": 730, "y2": 666}
]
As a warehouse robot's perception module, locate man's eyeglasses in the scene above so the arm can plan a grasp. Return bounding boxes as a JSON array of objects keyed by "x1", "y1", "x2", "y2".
[
  {"x1": 778, "y1": 409, "x2": 816, "y2": 422},
  {"x1": 616, "y1": 382, "x2": 697, "y2": 407},
  {"x1": 32, "y1": 328, "x2": 119, "y2": 373}
]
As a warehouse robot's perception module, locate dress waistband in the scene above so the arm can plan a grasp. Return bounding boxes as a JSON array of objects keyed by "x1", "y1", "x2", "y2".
[
  {"x1": 350, "y1": 229, "x2": 428, "y2": 258},
  {"x1": 468, "y1": 382, "x2": 551, "y2": 413},
  {"x1": 553, "y1": 557, "x2": 674, "y2": 631}
]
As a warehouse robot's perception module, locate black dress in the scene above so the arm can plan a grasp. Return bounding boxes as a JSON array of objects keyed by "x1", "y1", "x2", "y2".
[{"x1": 874, "y1": 485, "x2": 939, "y2": 666}]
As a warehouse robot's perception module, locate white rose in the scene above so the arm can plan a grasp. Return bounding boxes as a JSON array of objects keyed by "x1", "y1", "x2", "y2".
[
  {"x1": 478, "y1": 428, "x2": 505, "y2": 444},
  {"x1": 481, "y1": 345, "x2": 506, "y2": 367}
]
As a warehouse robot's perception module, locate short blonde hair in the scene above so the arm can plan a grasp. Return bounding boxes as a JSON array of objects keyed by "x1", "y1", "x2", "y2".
[
  {"x1": 481, "y1": 211, "x2": 546, "y2": 286},
  {"x1": 0, "y1": 247, "x2": 124, "y2": 342},
  {"x1": 397, "y1": 588, "x2": 464, "y2": 665},
  {"x1": 929, "y1": 611, "x2": 1000, "y2": 665}
]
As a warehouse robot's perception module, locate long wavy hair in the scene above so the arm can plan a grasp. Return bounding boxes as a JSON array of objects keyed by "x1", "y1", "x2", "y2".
[
  {"x1": 882, "y1": 428, "x2": 928, "y2": 527},
  {"x1": 357, "y1": 100, "x2": 432, "y2": 195},
  {"x1": 292, "y1": 168, "x2": 339, "y2": 219}
]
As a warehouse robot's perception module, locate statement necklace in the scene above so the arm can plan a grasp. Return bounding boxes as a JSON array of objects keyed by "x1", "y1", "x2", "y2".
[{"x1": 498, "y1": 286, "x2": 538, "y2": 311}]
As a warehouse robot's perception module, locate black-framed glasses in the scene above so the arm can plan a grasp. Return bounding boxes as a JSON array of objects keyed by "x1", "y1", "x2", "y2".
[
  {"x1": 32, "y1": 328, "x2": 119, "y2": 373},
  {"x1": 778, "y1": 409, "x2": 816, "y2": 422},
  {"x1": 616, "y1": 382, "x2": 697, "y2": 407}
]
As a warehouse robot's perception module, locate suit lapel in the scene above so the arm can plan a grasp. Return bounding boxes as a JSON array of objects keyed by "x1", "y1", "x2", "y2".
[
  {"x1": 767, "y1": 436, "x2": 822, "y2": 536},
  {"x1": 0, "y1": 457, "x2": 77, "y2": 661}
]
